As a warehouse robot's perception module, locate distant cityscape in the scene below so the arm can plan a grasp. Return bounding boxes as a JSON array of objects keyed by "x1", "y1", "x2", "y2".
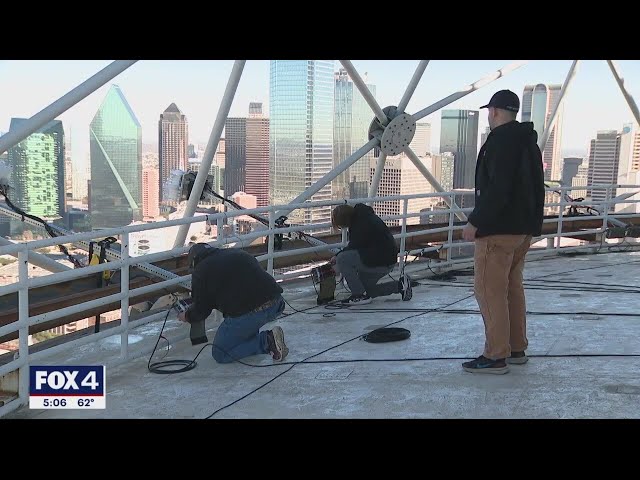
[{"x1": 1, "y1": 61, "x2": 639, "y2": 248}]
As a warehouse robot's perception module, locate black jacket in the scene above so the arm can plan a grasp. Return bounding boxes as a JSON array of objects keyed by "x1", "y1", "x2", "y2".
[
  {"x1": 186, "y1": 248, "x2": 283, "y2": 322},
  {"x1": 468, "y1": 121, "x2": 545, "y2": 238},
  {"x1": 339, "y1": 203, "x2": 399, "y2": 267}
]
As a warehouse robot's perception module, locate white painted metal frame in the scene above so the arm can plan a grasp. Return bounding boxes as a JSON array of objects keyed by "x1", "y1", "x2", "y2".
[{"x1": 0, "y1": 183, "x2": 639, "y2": 417}]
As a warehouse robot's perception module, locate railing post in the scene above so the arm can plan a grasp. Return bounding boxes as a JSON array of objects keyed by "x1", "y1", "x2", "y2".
[
  {"x1": 216, "y1": 216, "x2": 226, "y2": 246},
  {"x1": 120, "y1": 232, "x2": 130, "y2": 360},
  {"x1": 556, "y1": 189, "x2": 565, "y2": 249},
  {"x1": 18, "y1": 248, "x2": 29, "y2": 406},
  {"x1": 447, "y1": 193, "x2": 454, "y2": 263},
  {"x1": 267, "y1": 210, "x2": 275, "y2": 276},
  {"x1": 602, "y1": 186, "x2": 611, "y2": 234},
  {"x1": 399, "y1": 198, "x2": 409, "y2": 271}
]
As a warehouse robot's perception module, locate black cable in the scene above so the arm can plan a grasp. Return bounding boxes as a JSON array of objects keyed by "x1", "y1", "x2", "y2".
[
  {"x1": 1, "y1": 187, "x2": 84, "y2": 268},
  {"x1": 147, "y1": 304, "x2": 204, "y2": 374},
  {"x1": 197, "y1": 257, "x2": 640, "y2": 416},
  {"x1": 203, "y1": 288, "x2": 640, "y2": 418},
  {"x1": 204, "y1": 293, "x2": 476, "y2": 418},
  {"x1": 419, "y1": 279, "x2": 640, "y2": 295}
]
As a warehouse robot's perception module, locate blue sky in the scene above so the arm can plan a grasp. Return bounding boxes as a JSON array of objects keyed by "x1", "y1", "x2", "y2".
[{"x1": 1, "y1": 60, "x2": 639, "y2": 170}]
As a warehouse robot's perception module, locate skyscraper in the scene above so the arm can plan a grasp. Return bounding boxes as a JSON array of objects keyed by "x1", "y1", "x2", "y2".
[
  {"x1": 409, "y1": 122, "x2": 431, "y2": 156},
  {"x1": 333, "y1": 68, "x2": 376, "y2": 200},
  {"x1": 522, "y1": 84, "x2": 563, "y2": 181},
  {"x1": 89, "y1": 85, "x2": 142, "y2": 228},
  {"x1": 224, "y1": 117, "x2": 246, "y2": 197},
  {"x1": 632, "y1": 129, "x2": 640, "y2": 173},
  {"x1": 431, "y1": 152, "x2": 455, "y2": 192},
  {"x1": 200, "y1": 109, "x2": 255, "y2": 205},
  {"x1": 439, "y1": 110, "x2": 479, "y2": 189},
  {"x1": 159, "y1": 103, "x2": 188, "y2": 201},
  {"x1": 245, "y1": 103, "x2": 270, "y2": 207},
  {"x1": 7, "y1": 119, "x2": 65, "y2": 227},
  {"x1": 270, "y1": 60, "x2": 334, "y2": 228},
  {"x1": 72, "y1": 163, "x2": 90, "y2": 201},
  {"x1": 615, "y1": 124, "x2": 640, "y2": 213},
  {"x1": 142, "y1": 168, "x2": 160, "y2": 218},
  {"x1": 64, "y1": 132, "x2": 73, "y2": 207},
  {"x1": 370, "y1": 154, "x2": 436, "y2": 227},
  {"x1": 587, "y1": 130, "x2": 622, "y2": 207},
  {"x1": 215, "y1": 138, "x2": 225, "y2": 169}
]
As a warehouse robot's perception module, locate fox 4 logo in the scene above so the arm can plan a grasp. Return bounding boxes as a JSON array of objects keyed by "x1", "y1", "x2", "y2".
[{"x1": 30, "y1": 366, "x2": 105, "y2": 396}]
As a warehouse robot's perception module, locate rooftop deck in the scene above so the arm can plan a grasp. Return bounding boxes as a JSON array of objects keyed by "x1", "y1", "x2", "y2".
[{"x1": 7, "y1": 250, "x2": 640, "y2": 419}]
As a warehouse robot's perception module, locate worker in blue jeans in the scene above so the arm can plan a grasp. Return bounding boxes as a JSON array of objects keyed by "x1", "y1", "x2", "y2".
[{"x1": 178, "y1": 243, "x2": 289, "y2": 363}]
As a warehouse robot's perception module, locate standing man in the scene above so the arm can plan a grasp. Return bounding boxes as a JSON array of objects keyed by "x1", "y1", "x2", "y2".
[
  {"x1": 331, "y1": 203, "x2": 412, "y2": 305},
  {"x1": 461, "y1": 90, "x2": 545, "y2": 374},
  {"x1": 179, "y1": 243, "x2": 289, "y2": 364}
]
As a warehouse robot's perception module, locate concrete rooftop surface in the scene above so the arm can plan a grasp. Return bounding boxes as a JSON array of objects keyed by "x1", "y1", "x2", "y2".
[{"x1": 7, "y1": 250, "x2": 640, "y2": 419}]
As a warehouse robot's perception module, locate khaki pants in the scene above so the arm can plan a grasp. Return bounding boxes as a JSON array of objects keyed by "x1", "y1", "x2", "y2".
[{"x1": 474, "y1": 234, "x2": 532, "y2": 360}]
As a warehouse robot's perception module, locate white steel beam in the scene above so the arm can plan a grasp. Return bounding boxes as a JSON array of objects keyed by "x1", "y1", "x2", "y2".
[
  {"x1": 0, "y1": 60, "x2": 137, "y2": 155},
  {"x1": 173, "y1": 60, "x2": 246, "y2": 248},
  {"x1": 397, "y1": 60, "x2": 430, "y2": 114},
  {"x1": 538, "y1": 60, "x2": 580, "y2": 152},
  {"x1": 339, "y1": 60, "x2": 388, "y2": 125},
  {"x1": 412, "y1": 61, "x2": 528, "y2": 121}
]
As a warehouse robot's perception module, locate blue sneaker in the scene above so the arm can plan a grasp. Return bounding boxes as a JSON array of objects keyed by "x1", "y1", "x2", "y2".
[{"x1": 462, "y1": 355, "x2": 509, "y2": 374}]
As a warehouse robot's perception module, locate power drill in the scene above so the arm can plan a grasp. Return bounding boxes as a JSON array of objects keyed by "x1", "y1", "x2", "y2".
[{"x1": 175, "y1": 298, "x2": 208, "y2": 346}]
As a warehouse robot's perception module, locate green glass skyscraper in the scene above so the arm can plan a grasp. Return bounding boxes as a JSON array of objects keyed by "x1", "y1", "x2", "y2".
[
  {"x1": 90, "y1": 85, "x2": 142, "y2": 228},
  {"x1": 7, "y1": 119, "x2": 65, "y2": 232}
]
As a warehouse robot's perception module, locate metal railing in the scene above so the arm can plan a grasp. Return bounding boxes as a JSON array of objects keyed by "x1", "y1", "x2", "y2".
[{"x1": 1, "y1": 183, "x2": 639, "y2": 417}]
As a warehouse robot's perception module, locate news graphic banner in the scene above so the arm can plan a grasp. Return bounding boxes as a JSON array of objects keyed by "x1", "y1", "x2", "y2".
[{"x1": 29, "y1": 365, "x2": 106, "y2": 409}]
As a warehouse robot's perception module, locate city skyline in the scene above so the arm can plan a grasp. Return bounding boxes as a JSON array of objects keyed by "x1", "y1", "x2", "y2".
[{"x1": 2, "y1": 60, "x2": 638, "y2": 173}]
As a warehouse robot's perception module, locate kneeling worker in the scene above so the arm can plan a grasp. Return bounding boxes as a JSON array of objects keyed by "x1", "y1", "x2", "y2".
[
  {"x1": 331, "y1": 203, "x2": 413, "y2": 305},
  {"x1": 178, "y1": 243, "x2": 289, "y2": 363}
]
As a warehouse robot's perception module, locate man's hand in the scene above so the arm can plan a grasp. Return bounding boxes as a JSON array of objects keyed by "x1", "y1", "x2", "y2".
[
  {"x1": 462, "y1": 223, "x2": 478, "y2": 242},
  {"x1": 177, "y1": 312, "x2": 187, "y2": 323},
  {"x1": 329, "y1": 256, "x2": 337, "y2": 265}
]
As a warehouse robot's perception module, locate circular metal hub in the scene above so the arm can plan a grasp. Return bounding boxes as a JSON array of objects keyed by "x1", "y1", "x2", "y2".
[{"x1": 368, "y1": 106, "x2": 417, "y2": 156}]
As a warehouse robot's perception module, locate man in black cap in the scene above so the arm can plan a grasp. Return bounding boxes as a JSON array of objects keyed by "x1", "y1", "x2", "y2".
[
  {"x1": 461, "y1": 89, "x2": 545, "y2": 374},
  {"x1": 178, "y1": 243, "x2": 289, "y2": 363}
]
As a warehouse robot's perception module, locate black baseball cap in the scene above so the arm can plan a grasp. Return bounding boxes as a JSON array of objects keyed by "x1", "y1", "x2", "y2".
[
  {"x1": 187, "y1": 243, "x2": 215, "y2": 272},
  {"x1": 480, "y1": 89, "x2": 520, "y2": 113}
]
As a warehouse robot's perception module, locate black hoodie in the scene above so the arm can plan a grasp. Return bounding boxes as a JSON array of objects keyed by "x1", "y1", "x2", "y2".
[
  {"x1": 186, "y1": 248, "x2": 283, "y2": 322},
  {"x1": 340, "y1": 203, "x2": 399, "y2": 267},
  {"x1": 467, "y1": 120, "x2": 545, "y2": 238}
]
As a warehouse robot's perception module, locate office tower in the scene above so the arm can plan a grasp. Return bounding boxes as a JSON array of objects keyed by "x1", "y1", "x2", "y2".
[
  {"x1": 587, "y1": 130, "x2": 622, "y2": 208},
  {"x1": 334, "y1": 68, "x2": 376, "y2": 200},
  {"x1": 270, "y1": 60, "x2": 334, "y2": 229},
  {"x1": 371, "y1": 153, "x2": 437, "y2": 227},
  {"x1": 7, "y1": 118, "x2": 65, "y2": 235},
  {"x1": 245, "y1": 103, "x2": 270, "y2": 207},
  {"x1": 159, "y1": 103, "x2": 188, "y2": 201},
  {"x1": 431, "y1": 152, "x2": 455, "y2": 192},
  {"x1": 409, "y1": 122, "x2": 431, "y2": 156},
  {"x1": 224, "y1": 117, "x2": 246, "y2": 197},
  {"x1": 142, "y1": 168, "x2": 160, "y2": 218},
  {"x1": 89, "y1": 85, "x2": 142, "y2": 228},
  {"x1": 440, "y1": 110, "x2": 479, "y2": 189},
  {"x1": 522, "y1": 84, "x2": 563, "y2": 181}
]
